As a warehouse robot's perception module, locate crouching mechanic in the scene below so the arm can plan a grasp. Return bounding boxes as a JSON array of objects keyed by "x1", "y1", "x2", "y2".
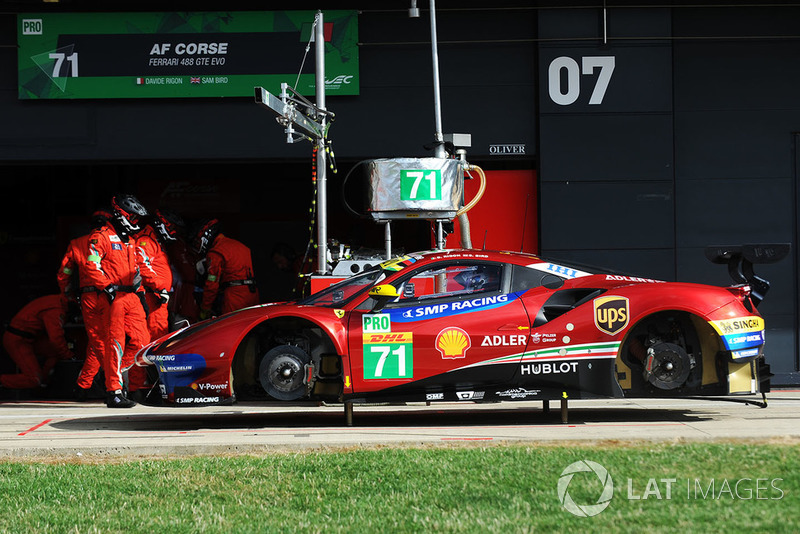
[
  {"x1": 192, "y1": 218, "x2": 259, "y2": 319},
  {"x1": 1, "y1": 295, "x2": 74, "y2": 389},
  {"x1": 85, "y1": 195, "x2": 168, "y2": 408}
]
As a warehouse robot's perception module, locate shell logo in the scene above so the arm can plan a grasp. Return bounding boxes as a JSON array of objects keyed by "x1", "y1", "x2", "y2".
[{"x1": 436, "y1": 327, "x2": 471, "y2": 359}]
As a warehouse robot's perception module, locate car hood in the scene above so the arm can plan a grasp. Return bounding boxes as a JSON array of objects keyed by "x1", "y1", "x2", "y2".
[{"x1": 146, "y1": 303, "x2": 288, "y2": 357}]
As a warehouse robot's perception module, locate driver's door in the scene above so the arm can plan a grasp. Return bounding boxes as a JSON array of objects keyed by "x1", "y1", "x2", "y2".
[{"x1": 347, "y1": 261, "x2": 530, "y2": 395}]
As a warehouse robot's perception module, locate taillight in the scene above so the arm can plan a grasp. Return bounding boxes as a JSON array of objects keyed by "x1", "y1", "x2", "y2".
[{"x1": 727, "y1": 284, "x2": 753, "y2": 312}]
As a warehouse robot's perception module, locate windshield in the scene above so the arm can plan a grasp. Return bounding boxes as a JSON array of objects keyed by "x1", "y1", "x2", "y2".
[{"x1": 299, "y1": 267, "x2": 387, "y2": 307}]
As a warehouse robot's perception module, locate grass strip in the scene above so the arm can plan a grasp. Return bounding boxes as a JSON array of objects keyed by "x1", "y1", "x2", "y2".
[{"x1": 0, "y1": 442, "x2": 796, "y2": 533}]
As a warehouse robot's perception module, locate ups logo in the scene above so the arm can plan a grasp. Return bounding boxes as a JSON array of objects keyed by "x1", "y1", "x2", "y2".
[{"x1": 593, "y1": 296, "x2": 629, "y2": 335}]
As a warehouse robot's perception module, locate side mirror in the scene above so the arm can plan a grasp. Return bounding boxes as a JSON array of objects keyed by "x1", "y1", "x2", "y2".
[{"x1": 369, "y1": 284, "x2": 400, "y2": 312}]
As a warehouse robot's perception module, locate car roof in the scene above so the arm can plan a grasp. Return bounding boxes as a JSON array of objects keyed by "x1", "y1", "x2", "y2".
[{"x1": 396, "y1": 249, "x2": 560, "y2": 268}]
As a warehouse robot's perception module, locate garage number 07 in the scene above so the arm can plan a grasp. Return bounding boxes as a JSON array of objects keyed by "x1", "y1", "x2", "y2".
[{"x1": 548, "y1": 56, "x2": 615, "y2": 106}]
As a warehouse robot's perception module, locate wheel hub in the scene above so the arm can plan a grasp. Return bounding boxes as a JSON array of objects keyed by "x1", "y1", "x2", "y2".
[
  {"x1": 643, "y1": 342, "x2": 693, "y2": 390},
  {"x1": 258, "y1": 344, "x2": 313, "y2": 401},
  {"x1": 269, "y1": 355, "x2": 303, "y2": 393}
]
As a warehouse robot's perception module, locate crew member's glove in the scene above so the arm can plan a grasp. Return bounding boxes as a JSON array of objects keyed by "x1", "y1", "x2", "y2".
[
  {"x1": 157, "y1": 289, "x2": 170, "y2": 305},
  {"x1": 199, "y1": 308, "x2": 212, "y2": 320},
  {"x1": 103, "y1": 285, "x2": 116, "y2": 303}
]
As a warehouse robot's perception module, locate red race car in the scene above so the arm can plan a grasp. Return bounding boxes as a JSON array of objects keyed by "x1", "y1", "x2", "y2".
[{"x1": 136, "y1": 247, "x2": 778, "y2": 411}]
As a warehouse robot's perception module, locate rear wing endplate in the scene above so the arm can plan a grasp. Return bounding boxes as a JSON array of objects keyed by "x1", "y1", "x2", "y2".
[{"x1": 704, "y1": 243, "x2": 790, "y2": 307}]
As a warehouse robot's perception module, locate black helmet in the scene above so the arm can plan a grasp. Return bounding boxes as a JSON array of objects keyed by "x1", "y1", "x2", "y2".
[
  {"x1": 111, "y1": 194, "x2": 148, "y2": 234},
  {"x1": 153, "y1": 208, "x2": 185, "y2": 242},
  {"x1": 91, "y1": 208, "x2": 113, "y2": 229},
  {"x1": 192, "y1": 218, "x2": 220, "y2": 255}
]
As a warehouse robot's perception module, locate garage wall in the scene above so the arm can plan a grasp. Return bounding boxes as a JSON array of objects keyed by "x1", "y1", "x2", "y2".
[
  {"x1": 537, "y1": 5, "x2": 800, "y2": 384},
  {"x1": 0, "y1": 7, "x2": 537, "y2": 162},
  {"x1": 672, "y1": 8, "x2": 800, "y2": 381},
  {"x1": 538, "y1": 7, "x2": 675, "y2": 281}
]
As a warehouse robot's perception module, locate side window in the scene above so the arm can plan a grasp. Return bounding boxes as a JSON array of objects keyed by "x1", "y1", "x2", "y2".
[
  {"x1": 395, "y1": 263, "x2": 503, "y2": 304},
  {"x1": 510, "y1": 264, "x2": 564, "y2": 293}
]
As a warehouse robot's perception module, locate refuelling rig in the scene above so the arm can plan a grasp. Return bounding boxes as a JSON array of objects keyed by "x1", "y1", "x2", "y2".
[{"x1": 255, "y1": 7, "x2": 486, "y2": 283}]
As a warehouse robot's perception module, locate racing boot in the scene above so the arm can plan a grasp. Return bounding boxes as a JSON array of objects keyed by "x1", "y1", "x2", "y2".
[
  {"x1": 106, "y1": 390, "x2": 136, "y2": 408},
  {"x1": 74, "y1": 387, "x2": 89, "y2": 402}
]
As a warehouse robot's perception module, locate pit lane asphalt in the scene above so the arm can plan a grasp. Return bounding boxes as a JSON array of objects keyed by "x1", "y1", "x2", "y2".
[{"x1": 0, "y1": 391, "x2": 798, "y2": 458}]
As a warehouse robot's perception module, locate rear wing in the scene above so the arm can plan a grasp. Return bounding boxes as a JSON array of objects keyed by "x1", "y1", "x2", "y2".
[{"x1": 705, "y1": 244, "x2": 790, "y2": 307}]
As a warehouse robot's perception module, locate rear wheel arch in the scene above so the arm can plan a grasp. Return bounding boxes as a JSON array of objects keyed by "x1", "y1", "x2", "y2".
[{"x1": 617, "y1": 310, "x2": 725, "y2": 393}]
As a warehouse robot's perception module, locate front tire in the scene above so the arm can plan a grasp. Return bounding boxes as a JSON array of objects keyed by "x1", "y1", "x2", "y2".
[{"x1": 259, "y1": 345, "x2": 311, "y2": 400}]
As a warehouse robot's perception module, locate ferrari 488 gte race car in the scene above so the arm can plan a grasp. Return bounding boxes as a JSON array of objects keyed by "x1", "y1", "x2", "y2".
[{"x1": 136, "y1": 248, "x2": 776, "y2": 410}]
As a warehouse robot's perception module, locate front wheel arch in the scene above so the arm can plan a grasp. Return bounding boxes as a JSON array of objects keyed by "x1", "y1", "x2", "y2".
[{"x1": 232, "y1": 316, "x2": 342, "y2": 400}]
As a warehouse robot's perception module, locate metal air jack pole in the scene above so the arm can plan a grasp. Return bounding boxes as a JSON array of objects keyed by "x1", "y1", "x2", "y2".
[
  {"x1": 315, "y1": 11, "x2": 328, "y2": 274},
  {"x1": 254, "y1": 15, "x2": 332, "y2": 272},
  {"x1": 429, "y1": 0, "x2": 445, "y2": 161},
  {"x1": 428, "y1": 0, "x2": 447, "y2": 250},
  {"x1": 385, "y1": 221, "x2": 392, "y2": 260}
]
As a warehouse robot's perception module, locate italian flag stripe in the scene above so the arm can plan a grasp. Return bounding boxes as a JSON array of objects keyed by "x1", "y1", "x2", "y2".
[{"x1": 454, "y1": 341, "x2": 621, "y2": 371}]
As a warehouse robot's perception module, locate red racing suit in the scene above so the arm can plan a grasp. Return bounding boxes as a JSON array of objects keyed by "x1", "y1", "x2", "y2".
[
  {"x1": 201, "y1": 234, "x2": 259, "y2": 315},
  {"x1": 1, "y1": 295, "x2": 74, "y2": 389},
  {"x1": 136, "y1": 226, "x2": 173, "y2": 341},
  {"x1": 166, "y1": 239, "x2": 200, "y2": 323},
  {"x1": 129, "y1": 226, "x2": 174, "y2": 392},
  {"x1": 57, "y1": 234, "x2": 105, "y2": 390},
  {"x1": 84, "y1": 223, "x2": 154, "y2": 393}
]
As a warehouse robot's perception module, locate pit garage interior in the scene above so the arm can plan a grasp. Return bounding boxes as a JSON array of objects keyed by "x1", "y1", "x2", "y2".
[{"x1": 0, "y1": 1, "x2": 798, "y2": 389}]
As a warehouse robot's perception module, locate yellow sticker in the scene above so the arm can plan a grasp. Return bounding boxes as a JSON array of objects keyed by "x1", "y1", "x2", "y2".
[
  {"x1": 710, "y1": 316, "x2": 764, "y2": 335},
  {"x1": 380, "y1": 255, "x2": 417, "y2": 272},
  {"x1": 363, "y1": 332, "x2": 413, "y2": 344},
  {"x1": 334, "y1": 309, "x2": 345, "y2": 319}
]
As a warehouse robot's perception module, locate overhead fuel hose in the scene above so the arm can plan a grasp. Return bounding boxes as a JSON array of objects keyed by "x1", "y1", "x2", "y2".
[{"x1": 456, "y1": 165, "x2": 487, "y2": 249}]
